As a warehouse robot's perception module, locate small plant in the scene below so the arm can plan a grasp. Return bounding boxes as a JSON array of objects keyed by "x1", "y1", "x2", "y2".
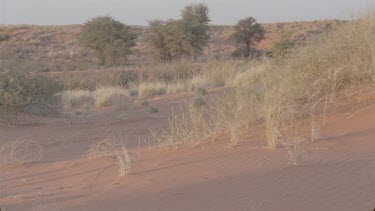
[
  {"x1": 228, "y1": 123, "x2": 241, "y2": 147},
  {"x1": 73, "y1": 110, "x2": 82, "y2": 116},
  {"x1": 80, "y1": 102, "x2": 91, "y2": 114},
  {"x1": 310, "y1": 120, "x2": 319, "y2": 142},
  {"x1": 85, "y1": 139, "x2": 135, "y2": 176},
  {"x1": 284, "y1": 139, "x2": 304, "y2": 165},
  {"x1": 149, "y1": 107, "x2": 159, "y2": 113}
]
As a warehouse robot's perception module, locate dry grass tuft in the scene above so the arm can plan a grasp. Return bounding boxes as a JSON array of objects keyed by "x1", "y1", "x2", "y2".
[
  {"x1": 95, "y1": 86, "x2": 129, "y2": 108},
  {"x1": 138, "y1": 82, "x2": 167, "y2": 98},
  {"x1": 150, "y1": 100, "x2": 212, "y2": 148},
  {"x1": 85, "y1": 139, "x2": 135, "y2": 176},
  {"x1": 0, "y1": 138, "x2": 43, "y2": 167}
]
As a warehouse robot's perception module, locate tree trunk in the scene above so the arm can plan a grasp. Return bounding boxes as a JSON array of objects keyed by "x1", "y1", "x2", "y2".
[{"x1": 246, "y1": 42, "x2": 250, "y2": 58}]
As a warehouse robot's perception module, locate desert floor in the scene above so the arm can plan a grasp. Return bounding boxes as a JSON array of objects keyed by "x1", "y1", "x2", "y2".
[{"x1": 1, "y1": 92, "x2": 375, "y2": 211}]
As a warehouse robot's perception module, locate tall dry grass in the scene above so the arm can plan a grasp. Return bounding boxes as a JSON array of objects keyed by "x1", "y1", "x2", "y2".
[
  {"x1": 95, "y1": 86, "x2": 129, "y2": 108},
  {"x1": 150, "y1": 99, "x2": 213, "y2": 148},
  {"x1": 151, "y1": 11, "x2": 375, "y2": 151}
]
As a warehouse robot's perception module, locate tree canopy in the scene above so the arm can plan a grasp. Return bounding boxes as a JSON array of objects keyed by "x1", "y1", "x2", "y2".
[
  {"x1": 145, "y1": 3, "x2": 211, "y2": 62},
  {"x1": 78, "y1": 16, "x2": 137, "y2": 65},
  {"x1": 232, "y1": 17, "x2": 265, "y2": 58}
]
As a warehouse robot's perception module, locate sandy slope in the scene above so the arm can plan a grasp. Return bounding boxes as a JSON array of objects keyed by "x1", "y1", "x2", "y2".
[{"x1": 1, "y1": 93, "x2": 375, "y2": 211}]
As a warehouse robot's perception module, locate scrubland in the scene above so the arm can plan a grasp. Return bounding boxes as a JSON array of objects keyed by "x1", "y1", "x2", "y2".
[{"x1": 1, "y1": 9, "x2": 375, "y2": 211}]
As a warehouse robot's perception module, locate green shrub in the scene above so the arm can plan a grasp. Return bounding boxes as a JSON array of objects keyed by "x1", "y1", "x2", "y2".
[
  {"x1": 149, "y1": 107, "x2": 159, "y2": 113},
  {"x1": 0, "y1": 33, "x2": 10, "y2": 42},
  {"x1": 0, "y1": 70, "x2": 62, "y2": 123}
]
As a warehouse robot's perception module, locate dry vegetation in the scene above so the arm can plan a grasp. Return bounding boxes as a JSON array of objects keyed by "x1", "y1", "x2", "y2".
[
  {"x1": 148, "y1": 11, "x2": 375, "y2": 166},
  {"x1": 85, "y1": 139, "x2": 135, "y2": 176},
  {"x1": 1, "y1": 10, "x2": 374, "y2": 170},
  {"x1": 0, "y1": 138, "x2": 43, "y2": 167}
]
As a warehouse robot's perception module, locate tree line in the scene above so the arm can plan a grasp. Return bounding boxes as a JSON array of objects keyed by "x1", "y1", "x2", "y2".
[{"x1": 78, "y1": 3, "x2": 266, "y2": 65}]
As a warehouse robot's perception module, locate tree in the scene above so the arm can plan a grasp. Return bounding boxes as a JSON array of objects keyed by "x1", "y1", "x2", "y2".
[
  {"x1": 78, "y1": 16, "x2": 137, "y2": 65},
  {"x1": 181, "y1": 3, "x2": 211, "y2": 60},
  {"x1": 145, "y1": 20, "x2": 172, "y2": 62},
  {"x1": 232, "y1": 17, "x2": 265, "y2": 58},
  {"x1": 181, "y1": 3, "x2": 210, "y2": 24},
  {"x1": 164, "y1": 19, "x2": 190, "y2": 59},
  {"x1": 145, "y1": 3, "x2": 211, "y2": 62}
]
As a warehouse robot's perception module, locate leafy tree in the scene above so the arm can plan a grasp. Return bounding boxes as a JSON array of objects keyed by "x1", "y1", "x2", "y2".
[
  {"x1": 181, "y1": 3, "x2": 211, "y2": 60},
  {"x1": 164, "y1": 19, "x2": 190, "y2": 59},
  {"x1": 146, "y1": 3, "x2": 211, "y2": 62},
  {"x1": 78, "y1": 16, "x2": 137, "y2": 65},
  {"x1": 145, "y1": 20, "x2": 172, "y2": 62},
  {"x1": 181, "y1": 3, "x2": 210, "y2": 24},
  {"x1": 232, "y1": 17, "x2": 265, "y2": 58}
]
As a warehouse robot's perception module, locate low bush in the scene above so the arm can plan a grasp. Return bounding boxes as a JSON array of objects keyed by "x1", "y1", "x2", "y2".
[{"x1": 0, "y1": 70, "x2": 62, "y2": 123}]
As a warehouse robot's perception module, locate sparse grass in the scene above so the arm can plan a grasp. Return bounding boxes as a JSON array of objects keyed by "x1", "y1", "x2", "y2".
[
  {"x1": 85, "y1": 139, "x2": 135, "y2": 176},
  {"x1": 150, "y1": 101, "x2": 212, "y2": 148},
  {"x1": 280, "y1": 136, "x2": 304, "y2": 165},
  {"x1": 189, "y1": 76, "x2": 215, "y2": 91},
  {"x1": 166, "y1": 82, "x2": 188, "y2": 94},
  {"x1": 62, "y1": 87, "x2": 130, "y2": 110},
  {"x1": 210, "y1": 88, "x2": 259, "y2": 146},
  {"x1": 0, "y1": 138, "x2": 43, "y2": 167}
]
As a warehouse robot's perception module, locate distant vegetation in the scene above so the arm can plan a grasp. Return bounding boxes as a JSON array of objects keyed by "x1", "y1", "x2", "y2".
[
  {"x1": 231, "y1": 17, "x2": 265, "y2": 58},
  {"x1": 78, "y1": 16, "x2": 137, "y2": 65},
  {"x1": 145, "y1": 3, "x2": 211, "y2": 62}
]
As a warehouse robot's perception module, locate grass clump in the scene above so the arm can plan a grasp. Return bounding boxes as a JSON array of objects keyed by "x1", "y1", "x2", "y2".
[
  {"x1": 95, "y1": 86, "x2": 129, "y2": 108},
  {"x1": 85, "y1": 139, "x2": 135, "y2": 176},
  {"x1": 150, "y1": 101, "x2": 212, "y2": 148},
  {"x1": 0, "y1": 138, "x2": 43, "y2": 167},
  {"x1": 138, "y1": 82, "x2": 167, "y2": 98}
]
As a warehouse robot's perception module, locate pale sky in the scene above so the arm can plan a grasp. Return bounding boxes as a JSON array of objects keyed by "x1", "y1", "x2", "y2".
[{"x1": 0, "y1": 0, "x2": 372, "y2": 25}]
